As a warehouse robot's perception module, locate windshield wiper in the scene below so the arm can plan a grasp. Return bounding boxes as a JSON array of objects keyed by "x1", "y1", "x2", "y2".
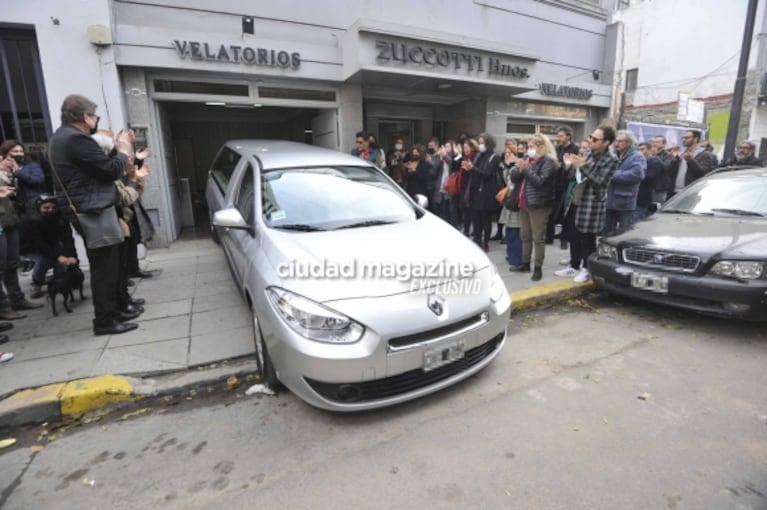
[
  {"x1": 710, "y1": 208, "x2": 765, "y2": 217},
  {"x1": 335, "y1": 220, "x2": 395, "y2": 230},
  {"x1": 273, "y1": 224, "x2": 325, "y2": 232},
  {"x1": 661, "y1": 209, "x2": 713, "y2": 216}
]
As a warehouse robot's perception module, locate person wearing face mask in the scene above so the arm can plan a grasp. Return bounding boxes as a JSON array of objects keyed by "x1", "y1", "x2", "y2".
[
  {"x1": 386, "y1": 136, "x2": 407, "y2": 190},
  {"x1": 0, "y1": 146, "x2": 44, "y2": 318},
  {"x1": 0, "y1": 141, "x2": 46, "y2": 220},
  {"x1": 22, "y1": 195, "x2": 78, "y2": 299},
  {"x1": 508, "y1": 135, "x2": 558, "y2": 281},
  {"x1": 49, "y1": 94, "x2": 138, "y2": 336},
  {"x1": 462, "y1": 133, "x2": 502, "y2": 252}
]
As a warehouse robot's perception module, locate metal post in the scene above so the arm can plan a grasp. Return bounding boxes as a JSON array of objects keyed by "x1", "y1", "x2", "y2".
[{"x1": 724, "y1": 0, "x2": 760, "y2": 160}]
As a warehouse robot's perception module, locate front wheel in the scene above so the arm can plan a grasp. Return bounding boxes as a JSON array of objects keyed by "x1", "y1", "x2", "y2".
[{"x1": 251, "y1": 304, "x2": 280, "y2": 389}]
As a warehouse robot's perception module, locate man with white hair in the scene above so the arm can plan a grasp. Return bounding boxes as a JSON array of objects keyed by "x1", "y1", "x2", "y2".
[
  {"x1": 721, "y1": 140, "x2": 763, "y2": 168},
  {"x1": 603, "y1": 129, "x2": 646, "y2": 235}
]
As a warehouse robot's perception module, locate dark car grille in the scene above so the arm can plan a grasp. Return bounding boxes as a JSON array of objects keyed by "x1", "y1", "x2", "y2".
[
  {"x1": 623, "y1": 248, "x2": 700, "y2": 272},
  {"x1": 305, "y1": 333, "x2": 504, "y2": 404}
]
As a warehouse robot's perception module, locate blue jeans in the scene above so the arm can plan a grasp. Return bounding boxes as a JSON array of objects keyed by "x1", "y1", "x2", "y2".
[
  {"x1": 603, "y1": 209, "x2": 636, "y2": 236},
  {"x1": 505, "y1": 227, "x2": 522, "y2": 266},
  {"x1": 28, "y1": 253, "x2": 69, "y2": 287}
]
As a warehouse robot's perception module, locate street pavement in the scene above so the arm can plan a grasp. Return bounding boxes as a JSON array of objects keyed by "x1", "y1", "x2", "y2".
[{"x1": 0, "y1": 228, "x2": 592, "y2": 426}]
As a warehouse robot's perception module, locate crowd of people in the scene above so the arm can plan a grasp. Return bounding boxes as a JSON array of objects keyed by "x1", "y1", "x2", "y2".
[
  {"x1": 352, "y1": 126, "x2": 757, "y2": 284},
  {"x1": 0, "y1": 94, "x2": 155, "y2": 363}
]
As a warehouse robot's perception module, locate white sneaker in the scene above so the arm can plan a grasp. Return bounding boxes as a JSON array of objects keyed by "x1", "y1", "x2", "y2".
[
  {"x1": 559, "y1": 257, "x2": 570, "y2": 265},
  {"x1": 573, "y1": 268, "x2": 591, "y2": 283},
  {"x1": 0, "y1": 352, "x2": 13, "y2": 363},
  {"x1": 554, "y1": 267, "x2": 578, "y2": 277}
]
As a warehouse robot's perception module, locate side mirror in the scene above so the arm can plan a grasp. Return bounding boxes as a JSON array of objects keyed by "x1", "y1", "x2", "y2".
[
  {"x1": 414, "y1": 194, "x2": 429, "y2": 209},
  {"x1": 212, "y1": 207, "x2": 250, "y2": 230}
]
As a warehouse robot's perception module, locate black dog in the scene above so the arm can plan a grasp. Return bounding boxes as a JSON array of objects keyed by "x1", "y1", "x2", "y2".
[{"x1": 48, "y1": 265, "x2": 87, "y2": 316}]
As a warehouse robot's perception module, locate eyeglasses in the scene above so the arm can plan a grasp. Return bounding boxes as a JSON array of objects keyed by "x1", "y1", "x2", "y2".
[
  {"x1": 588, "y1": 136, "x2": 604, "y2": 142},
  {"x1": 739, "y1": 145, "x2": 751, "y2": 150},
  {"x1": 86, "y1": 113, "x2": 100, "y2": 123}
]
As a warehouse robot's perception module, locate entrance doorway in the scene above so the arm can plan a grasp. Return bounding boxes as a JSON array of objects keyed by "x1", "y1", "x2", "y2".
[{"x1": 154, "y1": 101, "x2": 336, "y2": 240}]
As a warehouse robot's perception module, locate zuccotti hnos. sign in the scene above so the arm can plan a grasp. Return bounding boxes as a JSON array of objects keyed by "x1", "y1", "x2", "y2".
[
  {"x1": 173, "y1": 40, "x2": 300, "y2": 69},
  {"x1": 539, "y1": 83, "x2": 593, "y2": 100},
  {"x1": 375, "y1": 40, "x2": 530, "y2": 79}
]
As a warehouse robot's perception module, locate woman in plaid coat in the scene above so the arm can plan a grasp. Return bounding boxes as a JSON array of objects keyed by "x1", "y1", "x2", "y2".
[{"x1": 564, "y1": 126, "x2": 619, "y2": 283}]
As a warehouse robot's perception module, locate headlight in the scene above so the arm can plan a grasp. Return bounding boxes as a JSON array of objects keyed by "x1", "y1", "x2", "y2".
[
  {"x1": 489, "y1": 264, "x2": 507, "y2": 303},
  {"x1": 265, "y1": 287, "x2": 364, "y2": 343},
  {"x1": 597, "y1": 242, "x2": 618, "y2": 260},
  {"x1": 709, "y1": 261, "x2": 765, "y2": 280}
]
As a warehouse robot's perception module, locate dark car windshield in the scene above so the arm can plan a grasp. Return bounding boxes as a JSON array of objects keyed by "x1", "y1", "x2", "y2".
[
  {"x1": 261, "y1": 166, "x2": 416, "y2": 230},
  {"x1": 661, "y1": 173, "x2": 767, "y2": 217}
]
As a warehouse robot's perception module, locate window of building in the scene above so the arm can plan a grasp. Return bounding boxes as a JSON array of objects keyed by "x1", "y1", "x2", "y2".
[
  {"x1": 257, "y1": 87, "x2": 336, "y2": 102},
  {"x1": 153, "y1": 79, "x2": 249, "y2": 96},
  {"x1": 626, "y1": 68, "x2": 638, "y2": 92}
]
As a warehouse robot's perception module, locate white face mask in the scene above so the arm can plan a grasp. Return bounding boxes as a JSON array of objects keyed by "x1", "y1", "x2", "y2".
[
  {"x1": 527, "y1": 148, "x2": 537, "y2": 159},
  {"x1": 478, "y1": 143, "x2": 486, "y2": 153},
  {"x1": 394, "y1": 143, "x2": 403, "y2": 151}
]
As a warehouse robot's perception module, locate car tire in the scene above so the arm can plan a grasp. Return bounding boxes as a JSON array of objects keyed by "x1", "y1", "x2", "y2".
[
  {"x1": 251, "y1": 304, "x2": 280, "y2": 389},
  {"x1": 209, "y1": 211, "x2": 221, "y2": 245}
]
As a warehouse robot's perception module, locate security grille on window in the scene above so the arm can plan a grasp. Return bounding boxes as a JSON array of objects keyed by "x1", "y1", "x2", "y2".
[{"x1": 626, "y1": 68, "x2": 638, "y2": 92}]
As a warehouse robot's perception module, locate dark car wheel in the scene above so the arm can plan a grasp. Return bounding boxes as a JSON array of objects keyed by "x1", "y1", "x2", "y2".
[{"x1": 251, "y1": 304, "x2": 280, "y2": 389}]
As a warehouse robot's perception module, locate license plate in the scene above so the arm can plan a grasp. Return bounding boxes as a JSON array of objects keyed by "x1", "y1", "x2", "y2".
[
  {"x1": 423, "y1": 340, "x2": 465, "y2": 372},
  {"x1": 630, "y1": 272, "x2": 669, "y2": 294}
]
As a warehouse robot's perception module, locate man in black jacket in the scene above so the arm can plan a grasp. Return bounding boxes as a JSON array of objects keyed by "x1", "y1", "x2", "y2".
[
  {"x1": 667, "y1": 130, "x2": 716, "y2": 198},
  {"x1": 720, "y1": 140, "x2": 764, "y2": 168},
  {"x1": 49, "y1": 94, "x2": 139, "y2": 335}
]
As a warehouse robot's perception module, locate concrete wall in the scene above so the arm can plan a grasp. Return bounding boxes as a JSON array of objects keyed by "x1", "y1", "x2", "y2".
[{"x1": 4, "y1": 0, "x2": 126, "y2": 133}]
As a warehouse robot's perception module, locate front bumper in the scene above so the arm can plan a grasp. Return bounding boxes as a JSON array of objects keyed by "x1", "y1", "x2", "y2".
[
  {"x1": 258, "y1": 288, "x2": 511, "y2": 412},
  {"x1": 588, "y1": 255, "x2": 767, "y2": 321}
]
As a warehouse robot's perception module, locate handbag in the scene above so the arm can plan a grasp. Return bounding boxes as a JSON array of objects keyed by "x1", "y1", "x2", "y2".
[
  {"x1": 445, "y1": 171, "x2": 460, "y2": 196},
  {"x1": 495, "y1": 185, "x2": 510, "y2": 205},
  {"x1": 48, "y1": 143, "x2": 125, "y2": 249}
]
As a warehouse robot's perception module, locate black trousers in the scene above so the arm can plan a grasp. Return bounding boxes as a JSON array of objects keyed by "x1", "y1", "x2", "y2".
[
  {"x1": 85, "y1": 243, "x2": 120, "y2": 325},
  {"x1": 117, "y1": 239, "x2": 131, "y2": 310},
  {"x1": 472, "y1": 210, "x2": 494, "y2": 245},
  {"x1": 127, "y1": 219, "x2": 140, "y2": 275},
  {"x1": 580, "y1": 231, "x2": 597, "y2": 270},
  {"x1": 565, "y1": 206, "x2": 583, "y2": 270}
]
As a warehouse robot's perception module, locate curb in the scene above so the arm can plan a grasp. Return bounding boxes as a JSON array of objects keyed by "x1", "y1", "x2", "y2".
[
  {"x1": 0, "y1": 359, "x2": 259, "y2": 428},
  {"x1": 1, "y1": 283, "x2": 592, "y2": 428},
  {"x1": 511, "y1": 280, "x2": 595, "y2": 312}
]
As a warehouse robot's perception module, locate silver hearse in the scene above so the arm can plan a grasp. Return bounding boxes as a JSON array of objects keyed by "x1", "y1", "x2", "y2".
[{"x1": 205, "y1": 140, "x2": 510, "y2": 411}]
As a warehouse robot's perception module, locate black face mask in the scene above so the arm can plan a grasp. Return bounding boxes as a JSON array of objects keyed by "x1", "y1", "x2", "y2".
[
  {"x1": 89, "y1": 122, "x2": 99, "y2": 135},
  {"x1": 427, "y1": 148, "x2": 436, "y2": 155},
  {"x1": 12, "y1": 155, "x2": 24, "y2": 165}
]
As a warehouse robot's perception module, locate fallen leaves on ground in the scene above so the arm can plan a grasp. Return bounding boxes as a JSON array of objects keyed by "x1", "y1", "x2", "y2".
[
  {"x1": 637, "y1": 392, "x2": 652, "y2": 401},
  {"x1": 117, "y1": 407, "x2": 152, "y2": 421},
  {"x1": 227, "y1": 374, "x2": 239, "y2": 388},
  {"x1": 0, "y1": 438, "x2": 17, "y2": 449}
]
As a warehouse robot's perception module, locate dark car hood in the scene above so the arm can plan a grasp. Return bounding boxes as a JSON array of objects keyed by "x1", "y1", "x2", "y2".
[{"x1": 605, "y1": 213, "x2": 767, "y2": 261}]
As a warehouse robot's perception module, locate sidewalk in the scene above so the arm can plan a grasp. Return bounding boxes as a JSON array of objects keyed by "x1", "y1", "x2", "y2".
[{"x1": 0, "y1": 230, "x2": 593, "y2": 427}]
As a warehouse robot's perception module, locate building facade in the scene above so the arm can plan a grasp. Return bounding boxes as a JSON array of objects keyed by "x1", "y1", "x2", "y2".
[
  {"x1": 609, "y1": 0, "x2": 767, "y2": 159},
  {"x1": 3, "y1": 0, "x2": 616, "y2": 247}
]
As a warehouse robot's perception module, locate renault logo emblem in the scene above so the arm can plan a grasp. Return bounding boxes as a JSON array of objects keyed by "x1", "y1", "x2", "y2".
[{"x1": 427, "y1": 295, "x2": 445, "y2": 316}]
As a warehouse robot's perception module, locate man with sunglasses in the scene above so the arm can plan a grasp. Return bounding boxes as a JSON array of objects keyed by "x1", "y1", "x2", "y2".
[
  {"x1": 561, "y1": 126, "x2": 619, "y2": 283},
  {"x1": 667, "y1": 130, "x2": 716, "y2": 198},
  {"x1": 50, "y1": 94, "x2": 139, "y2": 336}
]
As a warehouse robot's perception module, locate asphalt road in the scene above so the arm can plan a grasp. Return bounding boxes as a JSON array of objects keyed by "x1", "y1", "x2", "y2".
[{"x1": 2, "y1": 294, "x2": 766, "y2": 510}]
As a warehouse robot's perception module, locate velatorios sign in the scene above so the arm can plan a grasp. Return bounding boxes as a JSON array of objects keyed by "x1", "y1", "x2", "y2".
[{"x1": 173, "y1": 40, "x2": 301, "y2": 69}]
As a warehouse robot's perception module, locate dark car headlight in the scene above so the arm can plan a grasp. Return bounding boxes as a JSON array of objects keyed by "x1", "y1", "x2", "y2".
[
  {"x1": 709, "y1": 261, "x2": 765, "y2": 280},
  {"x1": 266, "y1": 287, "x2": 365, "y2": 343},
  {"x1": 596, "y1": 242, "x2": 617, "y2": 260}
]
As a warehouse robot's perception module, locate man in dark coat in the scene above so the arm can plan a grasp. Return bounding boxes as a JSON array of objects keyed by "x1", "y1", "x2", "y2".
[
  {"x1": 49, "y1": 94, "x2": 140, "y2": 336},
  {"x1": 667, "y1": 130, "x2": 716, "y2": 198},
  {"x1": 550, "y1": 126, "x2": 581, "y2": 249},
  {"x1": 719, "y1": 140, "x2": 764, "y2": 168}
]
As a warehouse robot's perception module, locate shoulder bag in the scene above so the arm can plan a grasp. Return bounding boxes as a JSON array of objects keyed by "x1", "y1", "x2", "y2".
[{"x1": 48, "y1": 143, "x2": 124, "y2": 249}]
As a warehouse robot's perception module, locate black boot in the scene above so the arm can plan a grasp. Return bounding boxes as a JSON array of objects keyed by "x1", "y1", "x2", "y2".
[
  {"x1": 531, "y1": 265, "x2": 543, "y2": 281},
  {"x1": 509, "y1": 263, "x2": 531, "y2": 272},
  {"x1": 560, "y1": 239, "x2": 568, "y2": 250}
]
